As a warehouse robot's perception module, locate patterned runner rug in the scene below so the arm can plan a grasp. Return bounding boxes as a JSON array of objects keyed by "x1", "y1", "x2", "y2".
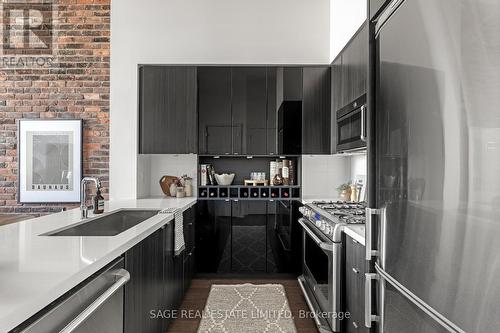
[{"x1": 197, "y1": 283, "x2": 297, "y2": 333}]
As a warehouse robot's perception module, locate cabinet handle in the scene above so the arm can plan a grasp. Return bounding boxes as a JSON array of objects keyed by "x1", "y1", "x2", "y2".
[
  {"x1": 353, "y1": 321, "x2": 359, "y2": 329},
  {"x1": 360, "y1": 105, "x2": 367, "y2": 142},
  {"x1": 352, "y1": 267, "x2": 359, "y2": 274}
]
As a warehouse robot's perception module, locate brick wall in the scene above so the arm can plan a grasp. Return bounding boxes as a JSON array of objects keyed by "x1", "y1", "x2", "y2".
[{"x1": 0, "y1": 0, "x2": 110, "y2": 215}]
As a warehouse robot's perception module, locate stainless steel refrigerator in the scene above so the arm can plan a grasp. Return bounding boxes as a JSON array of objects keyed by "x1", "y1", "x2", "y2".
[{"x1": 365, "y1": 0, "x2": 500, "y2": 332}]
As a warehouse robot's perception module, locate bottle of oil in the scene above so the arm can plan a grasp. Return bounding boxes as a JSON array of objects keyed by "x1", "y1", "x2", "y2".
[{"x1": 93, "y1": 189, "x2": 104, "y2": 214}]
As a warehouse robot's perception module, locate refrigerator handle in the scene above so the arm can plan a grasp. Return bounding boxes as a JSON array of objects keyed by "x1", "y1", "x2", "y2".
[
  {"x1": 365, "y1": 273, "x2": 380, "y2": 328},
  {"x1": 365, "y1": 208, "x2": 381, "y2": 260}
]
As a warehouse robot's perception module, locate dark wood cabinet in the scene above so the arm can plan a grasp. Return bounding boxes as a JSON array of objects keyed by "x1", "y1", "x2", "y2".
[
  {"x1": 340, "y1": 24, "x2": 368, "y2": 106},
  {"x1": 302, "y1": 66, "x2": 331, "y2": 154},
  {"x1": 331, "y1": 56, "x2": 342, "y2": 153},
  {"x1": 124, "y1": 224, "x2": 172, "y2": 333},
  {"x1": 231, "y1": 67, "x2": 268, "y2": 155},
  {"x1": 344, "y1": 235, "x2": 369, "y2": 333},
  {"x1": 182, "y1": 206, "x2": 195, "y2": 292},
  {"x1": 124, "y1": 208, "x2": 196, "y2": 333},
  {"x1": 198, "y1": 67, "x2": 232, "y2": 155},
  {"x1": 139, "y1": 66, "x2": 197, "y2": 154}
]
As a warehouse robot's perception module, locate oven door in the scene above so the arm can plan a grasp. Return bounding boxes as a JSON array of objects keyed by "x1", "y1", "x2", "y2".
[
  {"x1": 336, "y1": 94, "x2": 367, "y2": 152},
  {"x1": 298, "y1": 218, "x2": 341, "y2": 332}
]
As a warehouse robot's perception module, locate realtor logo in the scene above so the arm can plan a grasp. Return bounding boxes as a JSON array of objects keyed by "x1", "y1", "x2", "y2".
[{"x1": 1, "y1": 1, "x2": 53, "y2": 55}]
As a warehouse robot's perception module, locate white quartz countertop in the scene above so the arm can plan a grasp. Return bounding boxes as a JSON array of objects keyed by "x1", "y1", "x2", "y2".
[
  {"x1": 0, "y1": 197, "x2": 196, "y2": 332},
  {"x1": 343, "y1": 224, "x2": 365, "y2": 246}
]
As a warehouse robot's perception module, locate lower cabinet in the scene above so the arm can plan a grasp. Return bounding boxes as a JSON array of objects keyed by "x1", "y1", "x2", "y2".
[
  {"x1": 124, "y1": 205, "x2": 196, "y2": 333},
  {"x1": 344, "y1": 235, "x2": 369, "y2": 333},
  {"x1": 124, "y1": 222, "x2": 172, "y2": 333},
  {"x1": 195, "y1": 200, "x2": 301, "y2": 274}
]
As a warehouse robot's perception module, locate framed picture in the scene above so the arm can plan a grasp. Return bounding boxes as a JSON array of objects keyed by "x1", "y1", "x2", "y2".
[{"x1": 18, "y1": 119, "x2": 83, "y2": 203}]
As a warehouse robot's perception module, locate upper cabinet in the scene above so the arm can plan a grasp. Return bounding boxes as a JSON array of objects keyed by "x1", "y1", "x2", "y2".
[
  {"x1": 198, "y1": 67, "x2": 277, "y2": 156},
  {"x1": 198, "y1": 67, "x2": 233, "y2": 155},
  {"x1": 232, "y1": 67, "x2": 268, "y2": 155},
  {"x1": 302, "y1": 66, "x2": 332, "y2": 154},
  {"x1": 139, "y1": 66, "x2": 197, "y2": 154},
  {"x1": 340, "y1": 24, "x2": 368, "y2": 107},
  {"x1": 331, "y1": 24, "x2": 368, "y2": 154}
]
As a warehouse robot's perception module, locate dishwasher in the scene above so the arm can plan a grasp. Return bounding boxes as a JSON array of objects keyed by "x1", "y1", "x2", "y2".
[{"x1": 14, "y1": 258, "x2": 130, "y2": 333}]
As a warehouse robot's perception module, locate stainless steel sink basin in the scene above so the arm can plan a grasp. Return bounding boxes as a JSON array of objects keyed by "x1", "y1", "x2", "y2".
[{"x1": 43, "y1": 209, "x2": 159, "y2": 236}]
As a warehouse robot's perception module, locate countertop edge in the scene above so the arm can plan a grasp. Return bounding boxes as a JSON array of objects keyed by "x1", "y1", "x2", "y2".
[{"x1": 1, "y1": 198, "x2": 197, "y2": 333}]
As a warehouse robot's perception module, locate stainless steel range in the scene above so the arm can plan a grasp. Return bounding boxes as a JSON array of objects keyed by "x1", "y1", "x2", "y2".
[{"x1": 297, "y1": 201, "x2": 366, "y2": 333}]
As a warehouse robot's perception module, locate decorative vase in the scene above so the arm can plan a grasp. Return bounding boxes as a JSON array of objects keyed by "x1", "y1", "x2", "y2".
[
  {"x1": 159, "y1": 175, "x2": 178, "y2": 196},
  {"x1": 339, "y1": 189, "x2": 351, "y2": 202},
  {"x1": 169, "y1": 183, "x2": 177, "y2": 197}
]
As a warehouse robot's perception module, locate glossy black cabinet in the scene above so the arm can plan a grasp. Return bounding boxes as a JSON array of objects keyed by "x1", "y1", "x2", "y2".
[
  {"x1": 139, "y1": 66, "x2": 197, "y2": 154},
  {"x1": 198, "y1": 67, "x2": 232, "y2": 155},
  {"x1": 266, "y1": 68, "x2": 278, "y2": 155},
  {"x1": 302, "y1": 66, "x2": 331, "y2": 154},
  {"x1": 267, "y1": 200, "x2": 302, "y2": 274},
  {"x1": 231, "y1": 201, "x2": 267, "y2": 273},
  {"x1": 195, "y1": 200, "x2": 300, "y2": 274},
  {"x1": 124, "y1": 223, "x2": 173, "y2": 333},
  {"x1": 344, "y1": 235, "x2": 369, "y2": 333},
  {"x1": 195, "y1": 200, "x2": 232, "y2": 273},
  {"x1": 232, "y1": 67, "x2": 268, "y2": 155}
]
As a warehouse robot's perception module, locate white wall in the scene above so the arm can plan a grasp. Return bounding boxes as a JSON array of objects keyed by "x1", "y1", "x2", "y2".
[
  {"x1": 330, "y1": 0, "x2": 366, "y2": 61},
  {"x1": 137, "y1": 154, "x2": 198, "y2": 198},
  {"x1": 302, "y1": 154, "x2": 367, "y2": 199},
  {"x1": 110, "y1": 0, "x2": 331, "y2": 200}
]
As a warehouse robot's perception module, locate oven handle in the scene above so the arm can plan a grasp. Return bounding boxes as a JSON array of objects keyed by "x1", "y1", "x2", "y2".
[
  {"x1": 297, "y1": 277, "x2": 334, "y2": 333},
  {"x1": 298, "y1": 218, "x2": 333, "y2": 252}
]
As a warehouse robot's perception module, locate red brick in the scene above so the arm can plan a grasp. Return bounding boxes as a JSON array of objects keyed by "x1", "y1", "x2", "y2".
[{"x1": 1, "y1": 0, "x2": 110, "y2": 216}]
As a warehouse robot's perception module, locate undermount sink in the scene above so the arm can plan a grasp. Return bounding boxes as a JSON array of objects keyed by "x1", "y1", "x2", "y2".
[{"x1": 43, "y1": 209, "x2": 160, "y2": 236}]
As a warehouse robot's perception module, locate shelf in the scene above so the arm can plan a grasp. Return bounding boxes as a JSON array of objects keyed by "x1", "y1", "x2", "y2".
[
  {"x1": 198, "y1": 154, "x2": 301, "y2": 159},
  {"x1": 198, "y1": 185, "x2": 300, "y2": 200}
]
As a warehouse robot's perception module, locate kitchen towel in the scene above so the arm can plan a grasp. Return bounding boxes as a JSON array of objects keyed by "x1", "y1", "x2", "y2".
[{"x1": 160, "y1": 208, "x2": 185, "y2": 256}]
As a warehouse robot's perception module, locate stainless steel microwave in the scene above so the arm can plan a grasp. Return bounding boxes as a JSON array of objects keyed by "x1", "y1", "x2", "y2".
[{"x1": 336, "y1": 94, "x2": 367, "y2": 153}]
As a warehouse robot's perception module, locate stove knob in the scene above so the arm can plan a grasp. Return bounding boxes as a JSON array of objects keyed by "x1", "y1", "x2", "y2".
[
  {"x1": 325, "y1": 225, "x2": 332, "y2": 234},
  {"x1": 320, "y1": 221, "x2": 327, "y2": 231}
]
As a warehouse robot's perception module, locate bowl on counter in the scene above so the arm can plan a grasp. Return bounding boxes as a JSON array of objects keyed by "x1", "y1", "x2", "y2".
[{"x1": 215, "y1": 173, "x2": 235, "y2": 186}]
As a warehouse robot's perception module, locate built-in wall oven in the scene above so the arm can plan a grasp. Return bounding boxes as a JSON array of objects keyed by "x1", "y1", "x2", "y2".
[
  {"x1": 336, "y1": 94, "x2": 367, "y2": 152},
  {"x1": 297, "y1": 207, "x2": 343, "y2": 333}
]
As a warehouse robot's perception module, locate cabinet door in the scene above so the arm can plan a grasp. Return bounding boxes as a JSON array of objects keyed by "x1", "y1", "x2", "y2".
[
  {"x1": 341, "y1": 24, "x2": 368, "y2": 105},
  {"x1": 124, "y1": 229, "x2": 164, "y2": 333},
  {"x1": 198, "y1": 67, "x2": 232, "y2": 155},
  {"x1": 331, "y1": 56, "x2": 342, "y2": 153},
  {"x1": 139, "y1": 66, "x2": 197, "y2": 154},
  {"x1": 161, "y1": 222, "x2": 175, "y2": 331},
  {"x1": 231, "y1": 201, "x2": 267, "y2": 273},
  {"x1": 345, "y1": 236, "x2": 369, "y2": 333},
  {"x1": 302, "y1": 66, "x2": 331, "y2": 154},
  {"x1": 195, "y1": 200, "x2": 232, "y2": 273},
  {"x1": 266, "y1": 67, "x2": 278, "y2": 155},
  {"x1": 231, "y1": 67, "x2": 268, "y2": 155}
]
